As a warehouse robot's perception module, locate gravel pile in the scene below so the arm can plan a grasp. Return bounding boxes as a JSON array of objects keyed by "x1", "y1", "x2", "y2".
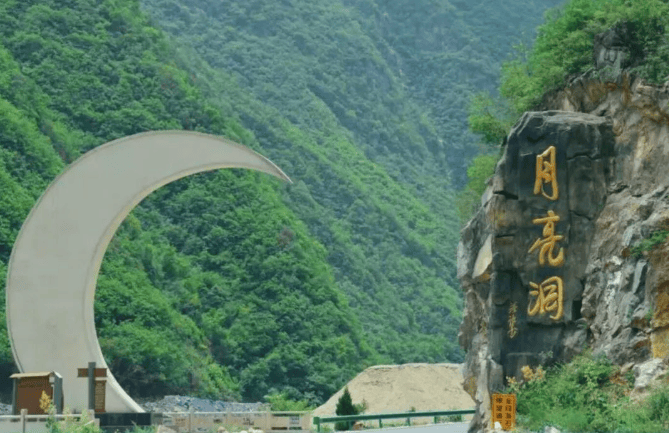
[
  {"x1": 0, "y1": 396, "x2": 267, "y2": 415},
  {"x1": 0, "y1": 403, "x2": 12, "y2": 415},
  {"x1": 137, "y1": 396, "x2": 269, "y2": 413}
]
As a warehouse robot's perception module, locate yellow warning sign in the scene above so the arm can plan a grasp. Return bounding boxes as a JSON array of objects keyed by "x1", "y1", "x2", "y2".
[{"x1": 491, "y1": 393, "x2": 516, "y2": 430}]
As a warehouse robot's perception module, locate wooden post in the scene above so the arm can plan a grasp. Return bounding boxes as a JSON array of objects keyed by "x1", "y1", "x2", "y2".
[{"x1": 11, "y1": 378, "x2": 17, "y2": 415}]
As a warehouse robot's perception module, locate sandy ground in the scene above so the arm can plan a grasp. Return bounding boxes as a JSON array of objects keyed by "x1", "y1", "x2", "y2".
[{"x1": 313, "y1": 363, "x2": 475, "y2": 420}]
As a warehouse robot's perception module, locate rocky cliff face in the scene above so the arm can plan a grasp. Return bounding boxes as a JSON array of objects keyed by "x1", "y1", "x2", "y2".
[{"x1": 457, "y1": 70, "x2": 669, "y2": 432}]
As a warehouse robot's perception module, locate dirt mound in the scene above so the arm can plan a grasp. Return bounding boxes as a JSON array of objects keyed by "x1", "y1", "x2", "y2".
[{"x1": 313, "y1": 363, "x2": 475, "y2": 417}]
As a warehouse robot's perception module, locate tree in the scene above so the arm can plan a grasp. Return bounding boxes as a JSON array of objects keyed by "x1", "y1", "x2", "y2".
[
  {"x1": 456, "y1": 152, "x2": 499, "y2": 225},
  {"x1": 467, "y1": 92, "x2": 516, "y2": 146},
  {"x1": 335, "y1": 387, "x2": 358, "y2": 431}
]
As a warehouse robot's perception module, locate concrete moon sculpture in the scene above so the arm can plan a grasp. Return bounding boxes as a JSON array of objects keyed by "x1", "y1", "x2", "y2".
[{"x1": 6, "y1": 131, "x2": 291, "y2": 413}]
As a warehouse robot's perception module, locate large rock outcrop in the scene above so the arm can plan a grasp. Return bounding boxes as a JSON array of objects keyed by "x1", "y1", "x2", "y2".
[{"x1": 458, "y1": 72, "x2": 669, "y2": 432}]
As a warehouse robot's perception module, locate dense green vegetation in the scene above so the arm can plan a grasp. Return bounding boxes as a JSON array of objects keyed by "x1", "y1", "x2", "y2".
[
  {"x1": 501, "y1": 0, "x2": 669, "y2": 113},
  {"x1": 507, "y1": 350, "x2": 669, "y2": 433},
  {"x1": 0, "y1": 0, "x2": 372, "y2": 403},
  {"x1": 140, "y1": 0, "x2": 563, "y2": 190},
  {"x1": 456, "y1": 152, "x2": 499, "y2": 224},
  {"x1": 0, "y1": 0, "x2": 563, "y2": 405},
  {"x1": 138, "y1": 0, "x2": 563, "y2": 369},
  {"x1": 467, "y1": 0, "x2": 669, "y2": 136},
  {"x1": 265, "y1": 391, "x2": 314, "y2": 412},
  {"x1": 138, "y1": 0, "x2": 467, "y2": 369},
  {"x1": 462, "y1": 0, "x2": 669, "y2": 223}
]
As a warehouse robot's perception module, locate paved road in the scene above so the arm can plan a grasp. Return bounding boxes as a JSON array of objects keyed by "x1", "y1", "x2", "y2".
[{"x1": 360, "y1": 422, "x2": 470, "y2": 433}]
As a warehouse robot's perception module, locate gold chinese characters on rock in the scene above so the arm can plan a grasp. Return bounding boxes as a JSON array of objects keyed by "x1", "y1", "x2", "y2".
[
  {"x1": 527, "y1": 145, "x2": 565, "y2": 321},
  {"x1": 534, "y1": 145, "x2": 558, "y2": 201},
  {"x1": 528, "y1": 276, "x2": 564, "y2": 320},
  {"x1": 528, "y1": 210, "x2": 565, "y2": 267}
]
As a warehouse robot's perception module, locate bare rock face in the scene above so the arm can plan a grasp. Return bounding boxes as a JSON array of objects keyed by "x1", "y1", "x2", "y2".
[
  {"x1": 459, "y1": 70, "x2": 669, "y2": 433},
  {"x1": 555, "y1": 71, "x2": 669, "y2": 363},
  {"x1": 633, "y1": 358, "x2": 666, "y2": 392},
  {"x1": 593, "y1": 24, "x2": 633, "y2": 72}
]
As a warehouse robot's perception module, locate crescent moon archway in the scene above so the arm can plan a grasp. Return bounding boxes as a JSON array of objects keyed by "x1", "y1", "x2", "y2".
[{"x1": 6, "y1": 131, "x2": 291, "y2": 413}]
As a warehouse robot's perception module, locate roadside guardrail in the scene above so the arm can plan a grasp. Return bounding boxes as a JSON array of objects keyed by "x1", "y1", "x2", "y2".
[{"x1": 313, "y1": 409, "x2": 476, "y2": 431}]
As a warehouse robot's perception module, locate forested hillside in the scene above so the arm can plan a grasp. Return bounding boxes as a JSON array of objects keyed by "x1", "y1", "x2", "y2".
[
  {"x1": 0, "y1": 0, "x2": 561, "y2": 405},
  {"x1": 136, "y1": 0, "x2": 562, "y2": 382},
  {"x1": 0, "y1": 0, "x2": 371, "y2": 404},
  {"x1": 463, "y1": 0, "x2": 669, "y2": 208},
  {"x1": 340, "y1": 0, "x2": 564, "y2": 184}
]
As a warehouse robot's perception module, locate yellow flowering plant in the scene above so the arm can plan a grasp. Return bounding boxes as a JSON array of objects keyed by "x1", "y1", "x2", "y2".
[{"x1": 39, "y1": 391, "x2": 59, "y2": 433}]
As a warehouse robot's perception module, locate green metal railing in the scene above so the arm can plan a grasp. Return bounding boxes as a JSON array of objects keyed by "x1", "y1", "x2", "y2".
[{"x1": 313, "y1": 408, "x2": 475, "y2": 431}]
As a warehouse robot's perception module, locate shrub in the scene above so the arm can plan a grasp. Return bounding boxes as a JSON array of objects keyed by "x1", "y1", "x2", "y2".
[
  {"x1": 506, "y1": 351, "x2": 622, "y2": 432},
  {"x1": 501, "y1": 0, "x2": 669, "y2": 114},
  {"x1": 631, "y1": 230, "x2": 669, "y2": 258},
  {"x1": 335, "y1": 387, "x2": 358, "y2": 431},
  {"x1": 467, "y1": 93, "x2": 517, "y2": 146},
  {"x1": 456, "y1": 152, "x2": 499, "y2": 224},
  {"x1": 468, "y1": 0, "x2": 669, "y2": 161},
  {"x1": 502, "y1": 348, "x2": 669, "y2": 433},
  {"x1": 445, "y1": 414, "x2": 463, "y2": 422},
  {"x1": 645, "y1": 386, "x2": 669, "y2": 426},
  {"x1": 265, "y1": 392, "x2": 313, "y2": 411}
]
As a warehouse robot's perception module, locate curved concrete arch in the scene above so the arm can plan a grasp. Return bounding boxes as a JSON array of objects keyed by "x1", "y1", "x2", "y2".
[{"x1": 6, "y1": 131, "x2": 291, "y2": 413}]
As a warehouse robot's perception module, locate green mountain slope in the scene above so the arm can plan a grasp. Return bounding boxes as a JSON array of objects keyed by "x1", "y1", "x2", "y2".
[
  {"x1": 129, "y1": 0, "x2": 468, "y2": 367},
  {"x1": 0, "y1": 0, "x2": 564, "y2": 405},
  {"x1": 136, "y1": 0, "x2": 563, "y2": 367},
  {"x1": 341, "y1": 0, "x2": 564, "y2": 182},
  {"x1": 0, "y1": 0, "x2": 371, "y2": 403}
]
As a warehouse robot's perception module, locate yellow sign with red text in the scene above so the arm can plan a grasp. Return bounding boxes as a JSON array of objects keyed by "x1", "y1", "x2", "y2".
[{"x1": 491, "y1": 393, "x2": 516, "y2": 430}]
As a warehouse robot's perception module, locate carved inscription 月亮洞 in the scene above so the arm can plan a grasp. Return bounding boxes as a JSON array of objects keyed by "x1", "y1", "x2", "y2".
[{"x1": 526, "y1": 144, "x2": 565, "y2": 321}]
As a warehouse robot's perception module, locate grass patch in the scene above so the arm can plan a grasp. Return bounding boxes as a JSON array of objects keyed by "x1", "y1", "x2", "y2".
[
  {"x1": 631, "y1": 230, "x2": 669, "y2": 258},
  {"x1": 506, "y1": 350, "x2": 669, "y2": 432}
]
